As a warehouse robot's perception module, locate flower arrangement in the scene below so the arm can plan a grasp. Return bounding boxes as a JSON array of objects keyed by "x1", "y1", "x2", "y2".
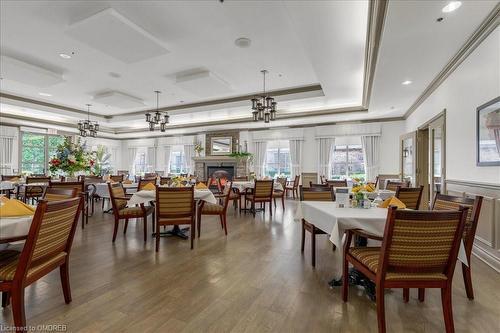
[
  {"x1": 228, "y1": 151, "x2": 254, "y2": 164},
  {"x1": 194, "y1": 142, "x2": 204, "y2": 156},
  {"x1": 49, "y1": 138, "x2": 94, "y2": 177},
  {"x1": 92, "y1": 145, "x2": 111, "y2": 176}
]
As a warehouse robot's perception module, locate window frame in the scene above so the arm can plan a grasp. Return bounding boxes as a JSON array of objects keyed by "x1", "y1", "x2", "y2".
[
  {"x1": 331, "y1": 144, "x2": 365, "y2": 180},
  {"x1": 20, "y1": 132, "x2": 68, "y2": 175},
  {"x1": 169, "y1": 149, "x2": 186, "y2": 175},
  {"x1": 264, "y1": 141, "x2": 291, "y2": 178}
]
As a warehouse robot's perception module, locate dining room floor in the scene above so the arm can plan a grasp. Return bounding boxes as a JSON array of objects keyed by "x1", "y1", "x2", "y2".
[{"x1": 1, "y1": 199, "x2": 499, "y2": 332}]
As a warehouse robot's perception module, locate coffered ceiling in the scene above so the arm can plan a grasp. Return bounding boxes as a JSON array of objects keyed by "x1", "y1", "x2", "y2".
[{"x1": 0, "y1": 0, "x2": 498, "y2": 138}]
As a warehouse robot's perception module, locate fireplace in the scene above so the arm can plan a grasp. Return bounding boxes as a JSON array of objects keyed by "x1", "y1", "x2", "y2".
[
  {"x1": 206, "y1": 166, "x2": 235, "y2": 180},
  {"x1": 192, "y1": 155, "x2": 249, "y2": 181}
]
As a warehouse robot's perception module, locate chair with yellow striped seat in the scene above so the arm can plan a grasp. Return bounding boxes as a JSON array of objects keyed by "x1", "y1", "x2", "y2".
[
  {"x1": 43, "y1": 187, "x2": 78, "y2": 202},
  {"x1": 155, "y1": 186, "x2": 195, "y2": 251},
  {"x1": 137, "y1": 178, "x2": 157, "y2": 191},
  {"x1": 108, "y1": 182, "x2": 154, "y2": 242},
  {"x1": 325, "y1": 179, "x2": 348, "y2": 188},
  {"x1": 395, "y1": 185, "x2": 424, "y2": 210},
  {"x1": 299, "y1": 186, "x2": 335, "y2": 267},
  {"x1": 109, "y1": 174, "x2": 125, "y2": 182},
  {"x1": 342, "y1": 207, "x2": 469, "y2": 333},
  {"x1": 244, "y1": 180, "x2": 274, "y2": 217},
  {"x1": 272, "y1": 177, "x2": 287, "y2": 210},
  {"x1": 386, "y1": 180, "x2": 410, "y2": 192},
  {"x1": 197, "y1": 182, "x2": 232, "y2": 238},
  {"x1": 48, "y1": 181, "x2": 88, "y2": 229},
  {"x1": 0, "y1": 197, "x2": 83, "y2": 330}
]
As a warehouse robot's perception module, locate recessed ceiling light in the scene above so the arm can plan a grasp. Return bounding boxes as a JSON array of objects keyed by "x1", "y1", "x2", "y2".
[
  {"x1": 59, "y1": 53, "x2": 72, "y2": 59},
  {"x1": 235, "y1": 37, "x2": 252, "y2": 48},
  {"x1": 442, "y1": 1, "x2": 462, "y2": 13},
  {"x1": 38, "y1": 92, "x2": 52, "y2": 97},
  {"x1": 402, "y1": 80, "x2": 412, "y2": 85},
  {"x1": 108, "y1": 72, "x2": 121, "y2": 78}
]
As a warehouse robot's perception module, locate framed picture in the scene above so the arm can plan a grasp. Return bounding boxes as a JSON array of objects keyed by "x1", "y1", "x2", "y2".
[
  {"x1": 210, "y1": 137, "x2": 232, "y2": 155},
  {"x1": 477, "y1": 96, "x2": 500, "y2": 166}
]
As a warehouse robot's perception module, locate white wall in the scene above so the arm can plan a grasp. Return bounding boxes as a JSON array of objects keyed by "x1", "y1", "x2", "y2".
[
  {"x1": 405, "y1": 27, "x2": 500, "y2": 184},
  {"x1": 0, "y1": 125, "x2": 19, "y2": 174}
]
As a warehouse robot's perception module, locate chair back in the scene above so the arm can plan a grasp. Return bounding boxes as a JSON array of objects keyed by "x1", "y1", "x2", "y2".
[
  {"x1": 378, "y1": 174, "x2": 400, "y2": 189},
  {"x1": 432, "y1": 194, "x2": 483, "y2": 251},
  {"x1": 26, "y1": 176, "x2": 51, "y2": 196},
  {"x1": 49, "y1": 181, "x2": 85, "y2": 195},
  {"x1": 254, "y1": 180, "x2": 274, "y2": 199},
  {"x1": 144, "y1": 172, "x2": 157, "y2": 178},
  {"x1": 233, "y1": 176, "x2": 249, "y2": 181},
  {"x1": 1, "y1": 175, "x2": 22, "y2": 181},
  {"x1": 160, "y1": 176, "x2": 172, "y2": 186},
  {"x1": 78, "y1": 175, "x2": 103, "y2": 183},
  {"x1": 395, "y1": 186, "x2": 424, "y2": 210},
  {"x1": 386, "y1": 180, "x2": 410, "y2": 192},
  {"x1": 13, "y1": 197, "x2": 82, "y2": 282},
  {"x1": 326, "y1": 179, "x2": 348, "y2": 188},
  {"x1": 299, "y1": 186, "x2": 334, "y2": 201},
  {"x1": 275, "y1": 177, "x2": 287, "y2": 190},
  {"x1": 320, "y1": 175, "x2": 327, "y2": 184},
  {"x1": 379, "y1": 207, "x2": 468, "y2": 278},
  {"x1": 26, "y1": 176, "x2": 50, "y2": 184},
  {"x1": 43, "y1": 188, "x2": 78, "y2": 202},
  {"x1": 292, "y1": 175, "x2": 300, "y2": 188},
  {"x1": 156, "y1": 186, "x2": 195, "y2": 219},
  {"x1": 108, "y1": 182, "x2": 128, "y2": 214},
  {"x1": 138, "y1": 178, "x2": 156, "y2": 191},
  {"x1": 220, "y1": 181, "x2": 233, "y2": 211},
  {"x1": 109, "y1": 174, "x2": 124, "y2": 182}
]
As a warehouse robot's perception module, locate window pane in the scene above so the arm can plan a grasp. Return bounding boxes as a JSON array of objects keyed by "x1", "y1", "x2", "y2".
[
  {"x1": 22, "y1": 133, "x2": 46, "y2": 174},
  {"x1": 332, "y1": 145, "x2": 347, "y2": 178},
  {"x1": 22, "y1": 133, "x2": 45, "y2": 147},
  {"x1": 347, "y1": 145, "x2": 365, "y2": 179}
]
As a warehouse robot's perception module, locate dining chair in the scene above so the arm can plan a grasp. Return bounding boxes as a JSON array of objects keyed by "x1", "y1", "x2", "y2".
[
  {"x1": 395, "y1": 186, "x2": 424, "y2": 210},
  {"x1": 342, "y1": 207, "x2": 469, "y2": 333},
  {"x1": 233, "y1": 176, "x2": 249, "y2": 181},
  {"x1": 155, "y1": 186, "x2": 195, "y2": 251},
  {"x1": 244, "y1": 180, "x2": 274, "y2": 217},
  {"x1": 49, "y1": 181, "x2": 88, "y2": 229},
  {"x1": 78, "y1": 175, "x2": 103, "y2": 183},
  {"x1": 1, "y1": 175, "x2": 22, "y2": 198},
  {"x1": 159, "y1": 176, "x2": 172, "y2": 186},
  {"x1": 197, "y1": 181, "x2": 232, "y2": 237},
  {"x1": 285, "y1": 175, "x2": 300, "y2": 199},
  {"x1": 19, "y1": 176, "x2": 50, "y2": 204},
  {"x1": 43, "y1": 188, "x2": 78, "y2": 202},
  {"x1": 273, "y1": 177, "x2": 287, "y2": 210},
  {"x1": 109, "y1": 174, "x2": 124, "y2": 182},
  {"x1": 299, "y1": 186, "x2": 335, "y2": 267},
  {"x1": 137, "y1": 178, "x2": 157, "y2": 191},
  {"x1": 108, "y1": 182, "x2": 154, "y2": 242},
  {"x1": 0, "y1": 197, "x2": 83, "y2": 330},
  {"x1": 144, "y1": 172, "x2": 157, "y2": 178},
  {"x1": 326, "y1": 179, "x2": 348, "y2": 188},
  {"x1": 404, "y1": 193, "x2": 484, "y2": 303},
  {"x1": 386, "y1": 180, "x2": 410, "y2": 191},
  {"x1": 1, "y1": 175, "x2": 22, "y2": 181},
  {"x1": 309, "y1": 182, "x2": 330, "y2": 188},
  {"x1": 320, "y1": 175, "x2": 327, "y2": 184}
]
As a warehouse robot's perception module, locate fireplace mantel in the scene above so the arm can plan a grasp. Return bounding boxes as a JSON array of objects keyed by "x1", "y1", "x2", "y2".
[{"x1": 193, "y1": 155, "x2": 248, "y2": 180}]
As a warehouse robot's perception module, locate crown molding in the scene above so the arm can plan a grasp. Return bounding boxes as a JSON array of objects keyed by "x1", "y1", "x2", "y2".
[
  {"x1": 403, "y1": 3, "x2": 500, "y2": 119},
  {"x1": 363, "y1": 0, "x2": 388, "y2": 108}
]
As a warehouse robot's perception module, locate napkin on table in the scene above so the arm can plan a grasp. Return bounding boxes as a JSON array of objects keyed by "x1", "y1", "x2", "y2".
[
  {"x1": 195, "y1": 183, "x2": 208, "y2": 189},
  {"x1": 123, "y1": 179, "x2": 133, "y2": 184},
  {"x1": 142, "y1": 183, "x2": 156, "y2": 191},
  {"x1": 378, "y1": 196, "x2": 406, "y2": 209},
  {"x1": 0, "y1": 199, "x2": 36, "y2": 217}
]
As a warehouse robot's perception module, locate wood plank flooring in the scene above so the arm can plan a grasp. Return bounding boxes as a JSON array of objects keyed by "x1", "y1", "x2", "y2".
[{"x1": 1, "y1": 199, "x2": 499, "y2": 332}]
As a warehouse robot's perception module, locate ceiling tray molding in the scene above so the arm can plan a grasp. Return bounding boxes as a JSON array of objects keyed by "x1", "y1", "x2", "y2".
[
  {"x1": 0, "y1": 55, "x2": 65, "y2": 87},
  {"x1": 92, "y1": 90, "x2": 146, "y2": 108}
]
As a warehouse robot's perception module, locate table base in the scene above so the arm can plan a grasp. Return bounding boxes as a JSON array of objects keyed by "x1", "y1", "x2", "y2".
[
  {"x1": 328, "y1": 269, "x2": 376, "y2": 301},
  {"x1": 154, "y1": 226, "x2": 190, "y2": 240}
]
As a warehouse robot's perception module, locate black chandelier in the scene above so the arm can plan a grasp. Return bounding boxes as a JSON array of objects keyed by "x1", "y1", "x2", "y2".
[
  {"x1": 78, "y1": 104, "x2": 99, "y2": 137},
  {"x1": 145, "y1": 90, "x2": 169, "y2": 132},
  {"x1": 251, "y1": 70, "x2": 277, "y2": 123}
]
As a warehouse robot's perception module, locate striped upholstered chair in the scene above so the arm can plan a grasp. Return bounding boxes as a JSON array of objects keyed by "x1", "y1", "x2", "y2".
[
  {"x1": 43, "y1": 187, "x2": 78, "y2": 202},
  {"x1": 395, "y1": 186, "x2": 424, "y2": 210},
  {"x1": 342, "y1": 207, "x2": 469, "y2": 333},
  {"x1": 386, "y1": 180, "x2": 410, "y2": 192},
  {"x1": 109, "y1": 174, "x2": 125, "y2": 182},
  {"x1": 155, "y1": 186, "x2": 195, "y2": 251},
  {"x1": 325, "y1": 179, "x2": 348, "y2": 188},
  {"x1": 197, "y1": 182, "x2": 232, "y2": 237},
  {"x1": 272, "y1": 177, "x2": 287, "y2": 210},
  {"x1": 108, "y1": 182, "x2": 154, "y2": 242},
  {"x1": 299, "y1": 186, "x2": 335, "y2": 267},
  {"x1": 48, "y1": 181, "x2": 88, "y2": 228},
  {"x1": 0, "y1": 197, "x2": 83, "y2": 329},
  {"x1": 244, "y1": 180, "x2": 274, "y2": 217}
]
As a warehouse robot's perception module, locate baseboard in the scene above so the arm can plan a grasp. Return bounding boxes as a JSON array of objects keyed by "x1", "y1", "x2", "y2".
[{"x1": 472, "y1": 241, "x2": 500, "y2": 273}]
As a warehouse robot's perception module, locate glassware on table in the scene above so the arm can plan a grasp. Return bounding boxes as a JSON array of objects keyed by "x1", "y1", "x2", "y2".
[{"x1": 372, "y1": 191, "x2": 384, "y2": 207}]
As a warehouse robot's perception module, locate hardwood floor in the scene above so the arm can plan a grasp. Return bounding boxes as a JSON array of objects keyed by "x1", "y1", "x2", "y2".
[{"x1": 1, "y1": 199, "x2": 500, "y2": 332}]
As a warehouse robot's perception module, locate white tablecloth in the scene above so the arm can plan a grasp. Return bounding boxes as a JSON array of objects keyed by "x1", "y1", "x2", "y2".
[
  {"x1": 364, "y1": 190, "x2": 395, "y2": 200},
  {"x1": 94, "y1": 183, "x2": 138, "y2": 198},
  {"x1": 0, "y1": 181, "x2": 16, "y2": 191},
  {"x1": 127, "y1": 188, "x2": 217, "y2": 207},
  {"x1": 232, "y1": 181, "x2": 284, "y2": 192},
  {"x1": 0, "y1": 215, "x2": 33, "y2": 241},
  {"x1": 300, "y1": 201, "x2": 468, "y2": 279}
]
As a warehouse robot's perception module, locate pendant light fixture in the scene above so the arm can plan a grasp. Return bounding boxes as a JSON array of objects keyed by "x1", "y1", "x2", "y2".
[
  {"x1": 251, "y1": 70, "x2": 277, "y2": 123},
  {"x1": 145, "y1": 90, "x2": 169, "y2": 132},
  {"x1": 78, "y1": 104, "x2": 98, "y2": 137}
]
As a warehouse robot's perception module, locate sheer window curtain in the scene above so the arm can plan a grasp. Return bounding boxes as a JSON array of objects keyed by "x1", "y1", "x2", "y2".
[
  {"x1": 0, "y1": 137, "x2": 14, "y2": 174},
  {"x1": 162, "y1": 145, "x2": 172, "y2": 175},
  {"x1": 183, "y1": 144, "x2": 195, "y2": 175},
  {"x1": 127, "y1": 148, "x2": 137, "y2": 176},
  {"x1": 317, "y1": 137, "x2": 335, "y2": 182},
  {"x1": 146, "y1": 147, "x2": 156, "y2": 173},
  {"x1": 289, "y1": 139, "x2": 303, "y2": 179},
  {"x1": 253, "y1": 141, "x2": 268, "y2": 178},
  {"x1": 361, "y1": 135, "x2": 381, "y2": 182}
]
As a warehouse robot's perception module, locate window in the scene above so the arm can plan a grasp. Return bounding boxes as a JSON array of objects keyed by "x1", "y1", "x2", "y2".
[
  {"x1": 21, "y1": 132, "x2": 68, "y2": 174},
  {"x1": 265, "y1": 141, "x2": 291, "y2": 178},
  {"x1": 134, "y1": 149, "x2": 147, "y2": 174},
  {"x1": 331, "y1": 144, "x2": 365, "y2": 180},
  {"x1": 169, "y1": 150, "x2": 185, "y2": 174}
]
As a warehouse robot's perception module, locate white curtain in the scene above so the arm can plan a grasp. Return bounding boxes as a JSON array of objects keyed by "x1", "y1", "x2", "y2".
[
  {"x1": 317, "y1": 137, "x2": 335, "y2": 182},
  {"x1": 253, "y1": 141, "x2": 268, "y2": 177},
  {"x1": 0, "y1": 137, "x2": 14, "y2": 174},
  {"x1": 183, "y1": 144, "x2": 195, "y2": 175},
  {"x1": 147, "y1": 147, "x2": 156, "y2": 172},
  {"x1": 162, "y1": 145, "x2": 172, "y2": 174},
  {"x1": 127, "y1": 147, "x2": 137, "y2": 175},
  {"x1": 289, "y1": 139, "x2": 303, "y2": 179},
  {"x1": 361, "y1": 135, "x2": 381, "y2": 182}
]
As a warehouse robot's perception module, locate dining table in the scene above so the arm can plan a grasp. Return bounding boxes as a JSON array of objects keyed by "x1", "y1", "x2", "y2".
[
  {"x1": 232, "y1": 181, "x2": 284, "y2": 192},
  {"x1": 0, "y1": 215, "x2": 33, "y2": 245},
  {"x1": 299, "y1": 201, "x2": 469, "y2": 294},
  {"x1": 94, "y1": 182, "x2": 138, "y2": 199}
]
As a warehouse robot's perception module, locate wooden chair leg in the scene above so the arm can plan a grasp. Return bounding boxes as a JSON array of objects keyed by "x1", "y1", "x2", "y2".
[
  {"x1": 143, "y1": 216, "x2": 147, "y2": 242},
  {"x1": 223, "y1": 215, "x2": 227, "y2": 235},
  {"x1": 342, "y1": 256, "x2": 349, "y2": 302},
  {"x1": 300, "y1": 222, "x2": 305, "y2": 253},
  {"x1": 269, "y1": 201, "x2": 272, "y2": 216},
  {"x1": 197, "y1": 212, "x2": 202, "y2": 238},
  {"x1": 2, "y1": 291, "x2": 10, "y2": 307},
  {"x1": 190, "y1": 220, "x2": 194, "y2": 250},
  {"x1": 11, "y1": 285, "x2": 26, "y2": 331},
  {"x1": 332, "y1": 244, "x2": 336, "y2": 251},
  {"x1": 112, "y1": 218, "x2": 119, "y2": 242},
  {"x1": 311, "y1": 230, "x2": 316, "y2": 267},
  {"x1": 60, "y1": 262, "x2": 72, "y2": 304},
  {"x1": 376, "y1": 285, "x2": 386, "y2": 333},
  {"x1": 81, "y1": 211, "x2": 85, "y2": 229},
  {"x1": 219, "y1": 215, "x2": 224, "y2": 229},
  {"x1": 441, "y1": 286, "x2": 454, "y2": 333},
  {"x1": 418, "y1": 288, "x2": 425, "y2": 302},
  {"x1": 462, "y1": 262, "x2": 474, "y2": 300},
  {"x1": 403, "y1": 288, "x2": 409, "y2": 303},
  {"x1": 155, "y1": 223, "x2": 160, "y2": 252},
  {"x1": 123, "y1": 218, "x2": 129, "y2": 234},
  {"x1": 274, "y1": 198, "x2": 277, "y2": 208},
  {"x1": 281, "y1": 196, "x2": 285, "y2": 210}
]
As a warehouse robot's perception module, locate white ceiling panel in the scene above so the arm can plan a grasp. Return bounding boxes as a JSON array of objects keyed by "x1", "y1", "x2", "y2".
[
  {"x1": 0, "y1": 55, "x2": 65, "y2": 87},
  {"x1": 92, "y1": 90, "x2": 145, "y2": 108}
]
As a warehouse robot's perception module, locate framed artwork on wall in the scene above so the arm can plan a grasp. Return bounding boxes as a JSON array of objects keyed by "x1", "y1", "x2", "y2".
[{"x1": 477, "y1": 96, "x2": 500, "y2": 166}]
